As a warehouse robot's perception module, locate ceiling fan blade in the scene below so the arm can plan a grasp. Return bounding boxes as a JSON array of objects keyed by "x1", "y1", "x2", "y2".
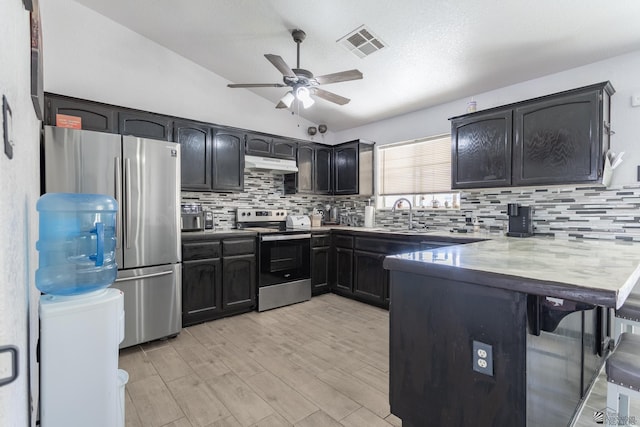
[
  {"x1": 275, "y1": 101, "x2": 288, "y2": 109},
  {"x1": 312, "y1": 88, "x2": 351, "y2": 105},
  {"x1": 227, "y1": 83, "x2": 286, "y2": 88},
  {"x1": 264, "y1": 54, "x2": 296, "y2": 78},
  {"x1": 314, "y1": 69, "x2": 363, "y2": 85}
]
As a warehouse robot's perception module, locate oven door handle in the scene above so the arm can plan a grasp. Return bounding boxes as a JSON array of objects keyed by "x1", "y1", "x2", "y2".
[{"x1": 261, "y1": 233, "x2": 312, "y2": 242}]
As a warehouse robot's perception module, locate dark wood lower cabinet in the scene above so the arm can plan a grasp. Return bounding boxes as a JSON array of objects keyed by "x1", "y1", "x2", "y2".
[
  {"x1": 222, "y1": 254, "x2": 256, "y2": 311},
  {"x1": 182, "y1": 258, "x2": 222, "y2": 326},
  {"x1": 353, "y1": 250, "x2": 387, "y2": 305},
  {"x1": 334, "y1": 247, "x2": 354, "y2": 294},
  {"x1": 182, "y1": 236, "x2": 256, "y2": 326},
  {"x1": 311, "y1": 246, "x2": 330, "y2": 295}
]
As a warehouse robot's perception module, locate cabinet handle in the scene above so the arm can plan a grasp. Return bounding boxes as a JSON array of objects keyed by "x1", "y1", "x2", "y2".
[{"x1": 115, "y1": 270, "x2": 173, "y2": 283}]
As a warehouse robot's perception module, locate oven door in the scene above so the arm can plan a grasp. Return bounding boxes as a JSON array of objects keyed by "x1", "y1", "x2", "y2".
[{"x1": 259, "y1": 234, "x2": 311, "y2": 287}]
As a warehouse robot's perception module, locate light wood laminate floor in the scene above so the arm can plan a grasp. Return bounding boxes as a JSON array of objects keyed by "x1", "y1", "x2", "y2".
[
  {"x1": 121, "y1": 293, "x2": 633, "y2": 427},
  {"x1": 120, "y1": 294, "x2": 401, "y2": 427}
]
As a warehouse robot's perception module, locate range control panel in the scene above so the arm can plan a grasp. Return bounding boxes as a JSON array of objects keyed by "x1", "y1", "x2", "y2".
[{"x1": 237, "y1": 208, "x2": 288, "y2": 223}]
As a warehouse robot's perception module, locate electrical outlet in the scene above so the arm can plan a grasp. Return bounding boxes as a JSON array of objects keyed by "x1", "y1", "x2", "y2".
[
  {"x1": 632, "y1": 93, "x2": 640, "y2": 108},
  {"x1": 473, "y1": 340, "x2": 493, "y2": 376}
]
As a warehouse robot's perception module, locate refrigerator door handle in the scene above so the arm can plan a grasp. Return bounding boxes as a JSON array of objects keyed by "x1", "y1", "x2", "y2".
[
  {"x1": 125, "y1": 158, "x2": 132, "y2": 249},
  {"x1": 115, "y1": 270, "x2": 174, "y2": 283},
  {"x1": 115, "y1": 157, "x2": 122, "y2": 251}
]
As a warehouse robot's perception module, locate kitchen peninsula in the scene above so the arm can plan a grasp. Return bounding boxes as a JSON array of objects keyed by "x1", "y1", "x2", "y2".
[{"x1": 383, "y1": 237, "x2": 640, "y2": 427}]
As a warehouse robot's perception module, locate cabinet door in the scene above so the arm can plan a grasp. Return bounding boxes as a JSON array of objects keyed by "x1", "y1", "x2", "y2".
[
  {"x1": 315, "y1": 146, "x2": 333, "y2": 194},
  {"x1": 311, "y1": 246, "x2": 330, "y2": 295},
  {"x1": 353, "y1": 250, "x2": 386, "y2": 305},
  {"x1": 297, "y1": 144, "x2": 314, "y2": 193},
  {"x1": 334, "y1": 142, "x2": 359, "y2": 194},
  {"x1": 334, "y1": 247, "x2": 353, "y2": 293},
  {"x1": 174, "y1": 121, "x2": 213, "y2": 191},
  {"x1": 513, "y1": 90, "x2": 601, "y2": 186},
  {"x1": 45, "y1": 95, "x2": 118, "y2": 133},
  {"x1": 246, "y1": 134, "x2": 272, "y2": 156},
  {"x1": 119, "y1": 111, "x2": 173, "y2": 141},
  {"x1": 272, "y1": 139, "x2": 297, "y2": 159},
  {"x1": 212, "y1": 129, "x2": 245, "y2": 191},
  {"x1": 451, "y1": 110, "x2": 512, "y2": 189},
  {"x1": 222, "y1": 254, "x2": 256, "y2": 311},
  {"x1": 182, "y1": 258, "x2": 222, "y2": 326}
]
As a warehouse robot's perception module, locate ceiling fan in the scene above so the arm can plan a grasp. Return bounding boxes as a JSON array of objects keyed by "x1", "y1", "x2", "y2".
[{"x1": 227, "y1": 29, "x2": 363, "y2": 109}]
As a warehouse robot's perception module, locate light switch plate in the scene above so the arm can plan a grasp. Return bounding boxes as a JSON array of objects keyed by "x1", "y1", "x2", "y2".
[
  {"x1": 632, "y1": 93, "x2": 640, "y2": 107},
  {"x1": 473, "y1": 340, "x2": 493, "y2": 376}
]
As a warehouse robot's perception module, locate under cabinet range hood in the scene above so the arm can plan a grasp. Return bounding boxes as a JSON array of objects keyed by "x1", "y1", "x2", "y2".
[{"x1": 244, "y1": 155, "x2": 298, "y2": 174}]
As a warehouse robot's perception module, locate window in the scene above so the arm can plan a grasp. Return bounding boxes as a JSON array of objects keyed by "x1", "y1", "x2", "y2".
[{"x1": 377, "y1": 135, "x2": 458, "y2": 209}]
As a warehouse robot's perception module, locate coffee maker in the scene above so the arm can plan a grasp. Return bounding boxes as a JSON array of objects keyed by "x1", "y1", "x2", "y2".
[
  {"x1": 181, "y1": 203, "x2": 204, "y2": 231},
  {"x1": 506, "y1": 203, "x2": 533, "y2": 237}
]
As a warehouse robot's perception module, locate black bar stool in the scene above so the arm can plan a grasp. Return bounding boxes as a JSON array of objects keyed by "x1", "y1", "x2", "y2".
[{"x1": 606, "y1": 332, "x2": 640, "y2": 425}]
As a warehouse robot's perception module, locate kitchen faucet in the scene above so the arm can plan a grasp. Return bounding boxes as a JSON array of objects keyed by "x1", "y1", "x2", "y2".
[{"x1": 392, "y1": 197, "x2": 413, "y2": 229}]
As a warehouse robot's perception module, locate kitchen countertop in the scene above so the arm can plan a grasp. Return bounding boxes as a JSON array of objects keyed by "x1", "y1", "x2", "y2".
[
  {"x1": 181, "y1": 225, "x2": 640, "y2": 307},
  {"x1": 383, "y1": 236, "x2": 640, "y2": 309},
  {"x1": 181, "y1": 229, "x2": 257, "y2": 241},
  {"x1": 310, "y1": 225, "x2": 488, "y2": 243}
]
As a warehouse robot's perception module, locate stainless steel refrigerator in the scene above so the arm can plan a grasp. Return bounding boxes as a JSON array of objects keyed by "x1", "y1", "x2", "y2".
[{"x1": 43, "y1": 126, "x2": 181, "y2": 348}]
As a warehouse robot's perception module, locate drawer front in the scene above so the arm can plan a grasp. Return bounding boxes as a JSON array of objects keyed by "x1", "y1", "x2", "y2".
[
  {"x1": 355, "y1": 237, "x2": 420, "y2": 254},
  {"x1": 223, "y1": 238, "x2": 256, "y2": 256},
  {"x1": 312, "y1": 234, "x2": 331, "y2": 247},
  {"x1": 334, "y1": 234, "x2": 354, "y2": 249},
  {"x1": 182, "y1": 241, "x2": 221, "y2": 260}
]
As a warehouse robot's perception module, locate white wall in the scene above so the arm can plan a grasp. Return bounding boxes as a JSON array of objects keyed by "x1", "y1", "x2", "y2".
[
  {"x1": 335, "y1": 50, "x2": 640, "y2": 186},
  {"x1": 39, "y1": 0, "x2": 332, "y2": 143},
  {"x1": 0, "y1": 1, "x2": 42, "y2": 425}
]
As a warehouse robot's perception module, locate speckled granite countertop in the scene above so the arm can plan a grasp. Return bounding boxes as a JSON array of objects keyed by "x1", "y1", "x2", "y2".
[{"x1": 383, "y1": 236, "x2": 640, "y2": 309}]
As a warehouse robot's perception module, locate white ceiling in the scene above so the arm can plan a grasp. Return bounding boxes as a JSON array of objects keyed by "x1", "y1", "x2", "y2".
[{"x1": 72, "y1": 0, "x2": 640, "y2": 131}]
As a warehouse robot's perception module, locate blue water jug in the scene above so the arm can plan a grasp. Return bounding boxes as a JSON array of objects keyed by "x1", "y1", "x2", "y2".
[{"x1": 36, "y1": 193, "x2": 118, "y2": 295}]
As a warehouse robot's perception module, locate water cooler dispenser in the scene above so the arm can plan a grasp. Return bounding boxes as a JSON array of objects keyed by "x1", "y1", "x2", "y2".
[{"x1": 37, "y1": 193, "x2": 127, "y2": 427}]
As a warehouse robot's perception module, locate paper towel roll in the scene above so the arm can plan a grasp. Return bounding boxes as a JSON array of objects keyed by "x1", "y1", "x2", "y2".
[{"x1": 364, "y1": 206, "x2": 375, "y2": 228}]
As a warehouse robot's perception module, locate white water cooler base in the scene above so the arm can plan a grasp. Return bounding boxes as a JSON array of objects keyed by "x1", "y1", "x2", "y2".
[{"x1": 39, "y1": 288, "x2": 124, "y2": 427}]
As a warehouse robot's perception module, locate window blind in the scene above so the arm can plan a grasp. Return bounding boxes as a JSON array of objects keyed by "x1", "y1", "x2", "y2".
[{"x1": 378, "y1": 135, "x2": 451, "y2": 195}]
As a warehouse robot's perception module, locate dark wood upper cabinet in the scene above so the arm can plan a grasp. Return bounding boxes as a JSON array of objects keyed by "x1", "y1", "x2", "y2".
[
  {"x1": 272, "y1": 139, "x2": 297, "y2": 160},
  {"x1": 296, "y1": 144, "x2": 314, "y2": 193},
  {"x1": 246, "y1": 134, "x2": 297, "y2": 159},
  {"x1": 285, "y1": 141, "x2": 370, "y2": 196},
  {"x1": 245, "y1": 134, "x2": 272, "y2": 156},
  {"x1": 212, "y1": 128, "x2": 245, "y2": 192},
  {"x1": 315, "y1": 146, "x2": 333, "y2": 195},
  {"x1": 334, "y1": 142, "x2": 359, "y2": 195},
  {"x1": 450, "y1": 81, "x2": 614, "y2": 189},
  {"x1": 45, "y1": 95, "x2": 118, "y2": 133},
  {"x1": 513, "y1": 87, "x2": 609, "y2": 186},
  {"x1": 119, "y1": 111, "x2": 173, "y2": 141},
  {"x1": 451, "y1": 110, "x2": 512, "y2": 189},
  {"x1": 174, "y1": 121, "x2": 212, "y2": 191}
]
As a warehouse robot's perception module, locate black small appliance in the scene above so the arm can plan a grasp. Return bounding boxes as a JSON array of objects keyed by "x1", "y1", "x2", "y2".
[{"x1": 506, "y1": 203, "x2": 534, "y2": 237}]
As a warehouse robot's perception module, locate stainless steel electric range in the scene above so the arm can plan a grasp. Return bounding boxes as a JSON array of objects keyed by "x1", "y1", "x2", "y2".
[{"x1": 236, "y1": 208, "x2": 311, "y2": 311}]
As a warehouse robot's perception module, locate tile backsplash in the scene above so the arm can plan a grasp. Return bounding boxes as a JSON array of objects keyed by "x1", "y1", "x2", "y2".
[
  {"x1": 182, "y1": 171, "x2": 332, "y2": 229},
  {"x1": 350, "y1": 184, "x2": 640, "y2": 241},
  {"x1": 183, "y1": 172, "x2": 640, "y2": 241}
]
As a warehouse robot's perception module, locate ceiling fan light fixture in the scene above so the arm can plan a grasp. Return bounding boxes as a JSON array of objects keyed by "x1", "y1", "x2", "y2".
[
  {"x1": 280, "y1": 91, "x2": 295, "y2": 108},
  {"x1": 296, "y1": 86, "x2": 315, "y2": 108}
]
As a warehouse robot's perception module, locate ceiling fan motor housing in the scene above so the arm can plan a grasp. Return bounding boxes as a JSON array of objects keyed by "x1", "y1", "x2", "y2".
[{"x1": 292, "y1": 29, "x2": 306, "y2": 44}]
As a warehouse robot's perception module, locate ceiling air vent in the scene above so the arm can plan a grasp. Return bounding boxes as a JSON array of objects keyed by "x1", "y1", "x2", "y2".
[{"x1": 338, "y1": 25, "x2": 386, "y2": 59}]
